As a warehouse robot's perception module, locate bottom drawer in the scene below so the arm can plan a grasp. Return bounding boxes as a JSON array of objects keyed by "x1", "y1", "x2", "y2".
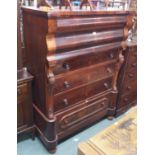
[{"x1": 56, "y1": 92, "x2": 114, "y2": 136}]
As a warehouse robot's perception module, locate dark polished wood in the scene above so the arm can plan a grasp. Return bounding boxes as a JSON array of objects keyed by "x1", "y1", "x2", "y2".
[
  {"x1": 17, "y1": 0, "x2": 23, "y2": 69},
  {"x1": 17, "y1": 68, "x2": 35, "y2": 141},
  {"x1": 22, "y1": 7, "x2": 133, "y2": 153},
  {"x1": 116, "y1": 39, "x2": 137, "y2": 116}
]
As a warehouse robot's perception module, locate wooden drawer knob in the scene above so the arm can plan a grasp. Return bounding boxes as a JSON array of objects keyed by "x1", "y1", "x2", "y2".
[
  {"x1": 132, "y1": 63, "x2": 136, "y2": 67},
  {"x1": 63, "y1": 63, "x2": 70, "y2": 70},
  {"x1": 17, "y1": 88, "x2": 22, "y2": 95},
  {"x1": 64, "y1": 81, "x2": 70, "y2": 88},
  {"x1": 63, "y1": 98, "x2": 69, "y2": 106},
  {"x1": 106, "y1": 67, "x2": 112, "y2": 74},
  {"x1": 128, "y1": 73, "x2": 134, "y2": 78},
  {"x1": 124, "y1": 98, "x2": 128, "y2": 102},
  {"x1": 104, "y1": 82, "x2": 109, "y2": 89},
  {"x1": 109, "y1": 53, "x2": 114, "y2": 59},
  {"x1": 127, "y1": 86, "x2": 131, "y2": 90}
]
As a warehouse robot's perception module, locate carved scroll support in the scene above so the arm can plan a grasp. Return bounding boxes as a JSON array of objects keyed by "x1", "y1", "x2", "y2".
[
  {"x1": 45, "y1": 65, "x2": 55, "y2": 119},
  {"x1": 59, "y1": 0, "x2": 73, "y2": 10},
  {"x1": 112, "y1": 49, "x2": 125, "y2": 92},
  {"x1": 45, "y1": 33, "x2": 57, "y2": 119},
  {"x1": 80, "y1": 0, "x2": 94, "y2": 10},
  {"x1": 112, "y1": 13, "x2": 134, "y2": 92}
]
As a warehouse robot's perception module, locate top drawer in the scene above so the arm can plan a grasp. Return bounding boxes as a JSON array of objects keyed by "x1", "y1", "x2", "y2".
[
  {"x1": 56, "y1": 16, "x2": 127, "y2": 33},
  {"x1": 47, "y1": 42, "x2": 120, "y2": 75}
]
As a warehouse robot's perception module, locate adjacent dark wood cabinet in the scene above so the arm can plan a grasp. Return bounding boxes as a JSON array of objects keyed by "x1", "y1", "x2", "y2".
[
  {"x1": 21, "y1": 7, "x2": 134, "y2": 153},
  {"x1": 17, "y1": 68, "x2": 35, "y2": 141},
  {"x1": 17, "y1": 0, "x2": 23, "y2": 69},
  {"x1": 116, "y1": 39, "x2": 137, "y2": 116}
]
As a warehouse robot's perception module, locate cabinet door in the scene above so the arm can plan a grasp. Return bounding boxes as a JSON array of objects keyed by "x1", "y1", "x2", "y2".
[{"x1": 17, "y1": 83, "x2": 33, "y2": 131}]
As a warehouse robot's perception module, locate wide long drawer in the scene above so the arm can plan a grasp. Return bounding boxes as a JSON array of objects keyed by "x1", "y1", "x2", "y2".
[
  {"x1": 54, "y1": 76, "x2": 113, "y2": 112},
  {"x1": 47, "y1": 42, "x2": 120, "y2": 75},
  {"x1": 55, "y1": 92, "x2": 112, "y2": 135},
  {"x1": 53, "y1": 61, "x2": 115, "y2": 94}
]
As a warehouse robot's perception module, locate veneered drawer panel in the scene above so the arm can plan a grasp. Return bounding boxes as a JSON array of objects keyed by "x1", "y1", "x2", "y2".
[
  {"x1": 119, "y1": 91, "x2": 137, "y2": 107},
  {"x1": 122, "y1": 80, "x2": 137, "y2": 94},
  {"x1": 17, "y1": 83, "x2": 28, "y2": 102},
  {"x1": 123, "y1": 70, "x2": 137, "y2": 85},
  {"x1": 126, "y1": 61, "x2": 137, "y2": 73},
  {"x1": 87, "y1": 76, "x2": 113, "y2": 98},
  {"x1": 47, "y1": 42, "x2": 120, "y2": 75},
  {"x1": 54, "y1": 87, "x2": 86, "y2": 112},
  {"x1": 54, "y1": 72, "x2": 87, "y2": 94},
  {"x1": 54, "y1": 61, "x2": 115, "y2": 94},
  {"x1": 56, "y1": 96, "x2": 110, "y2": 132},
  {"x1": 126, "y1": 49, "x2": 137, "y2": 67},
  {"x1": 54, "y1": 29, "x2": 123, "y2": 51},
  {"x1": 57, "y1": 16, "x2": 126, "y2": 33}
]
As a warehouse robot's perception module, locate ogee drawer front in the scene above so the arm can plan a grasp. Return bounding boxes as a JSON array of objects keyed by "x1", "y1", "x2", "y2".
[
  {"x1": 17, "y1": 83, "x2": 28, "y2": 102},
  {"x1": 47, "y1": 42, "x2": 120, "y2": 75},
  {"x1": 54, "y1": 61, "x2": 115, "y2": 94},
  {"x1": 56, "y1": 16, "x2": 127, "y2": 33},
  {"x1": 54, "y1": 76, "x2": 113, "y2": 112},
  {"x1": 56, "y1": 97, "x2": 109, "y2": 130}
]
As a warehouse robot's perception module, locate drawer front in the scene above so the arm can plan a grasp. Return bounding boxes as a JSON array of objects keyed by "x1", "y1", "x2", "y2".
[
  {"x1": 54, "y1": 61, "x2": 115, "y2": 94},
  {"x1": 17, "y1": 83, "x2": 28, "y2": 102},
  {"x1": 123, "y1": 70, "x2": 137, "y2": 86},
  {"x1": 54, "y1": 76, "x2": 113, "y2": 112},
  {"x1": 54, "y1": 87, "x2": 86, "y2": 112},
  {"x1": 118, "y1": 91, "x2": 137, "y2": 108},
  {"x1": 122, "y1": 80, "x2": 137, "y2": 94},
  {"x1": 127, "y1": 48, "x2": 137, "y2": 68},
  {"x1": 56, "y1": 94, "x2": 110, "y2": 131},
  {"x1": 86, "y1": 76, "x2": 113, "y2": 98},
  {"x1": 49, "y1": 43, "x2": 120, "y2": 75}
]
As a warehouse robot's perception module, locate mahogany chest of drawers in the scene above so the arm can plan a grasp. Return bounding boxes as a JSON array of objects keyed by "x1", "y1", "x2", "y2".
[
  {"x1": 17, "y1": 68, "x2": 35, "y2": 141},
  {"x1": 22, "y1": 7, "x2": 133, "y2": 153},
  {"x1": 116, "y1": 40, "x2": 137, "y2": 116}
]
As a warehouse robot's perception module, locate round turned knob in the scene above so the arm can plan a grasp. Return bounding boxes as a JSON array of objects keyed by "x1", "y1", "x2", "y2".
[
  {"x1": 128, "y1": 73, "x2": 134, "y2": 78},
  {"x1": 132, "y1": 63, "x2": 136, "y2": 67},
  {"x1": 64, "y1": 81, "x2": 70, "y2": 88},
  {"x1": 133, "y1": 52, "x2": 137, "y2": 57},
  {"x1": 64, "y1": 119, "x2": 69, "y2": 124},
  {"x1": 17, "y1": 88, "x2": 22, "y2": 95},
  {"x1": 109, "y1": 53, "x2": 114, "y2": 59},
  {"x1": 63, "y1": 98, "x2": 69, "y2": 106},
  {"x1": 127, "y1": 86, "x2": 131, "y2": 90},
  {"x1": 104, "y1": 82, "x2": 109, "y2": 89},
  {"x1": 124, "y1": 98, "x2": 128, "y2": 102},
  {"x1": 63, "y1": 63, "x2": 70, "y2": 70},
  {"x1": 106, "y1": 67, "x2": 112, "y2": 74}
]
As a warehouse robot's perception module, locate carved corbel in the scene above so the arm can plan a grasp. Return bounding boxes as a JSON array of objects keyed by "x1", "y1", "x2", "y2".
[
  {"x1": 59, "y1": 0, "x2": 73, "y2": 10},
  {"x1": 80, "y1": 0, "x2": 93, "y2": 10},
  {"x1": 112, "y1": 13, "x2": 134, "y2": 92},
  {"x1": 47, "y1": 68, "x2": 55, "y2": 94},
  {"x1": 112, "y1": 49, "x2": 124, "y2": 92}
]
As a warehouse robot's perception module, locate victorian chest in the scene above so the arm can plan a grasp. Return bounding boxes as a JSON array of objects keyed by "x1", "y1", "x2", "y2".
[
  {"x1": 17, "y1": 68, "x2": 35, "y2": 141},
  {"x1": 22, "y1": 7, "x2": 133, "y2": 153},
  {"x1": 116, "y1": 39, "x2": 137, "y2": 116}
]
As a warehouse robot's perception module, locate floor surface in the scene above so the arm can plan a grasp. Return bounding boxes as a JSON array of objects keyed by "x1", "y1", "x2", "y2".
[{"x1": 17, "y1": 114, "x2": 125, "y2": 155}]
